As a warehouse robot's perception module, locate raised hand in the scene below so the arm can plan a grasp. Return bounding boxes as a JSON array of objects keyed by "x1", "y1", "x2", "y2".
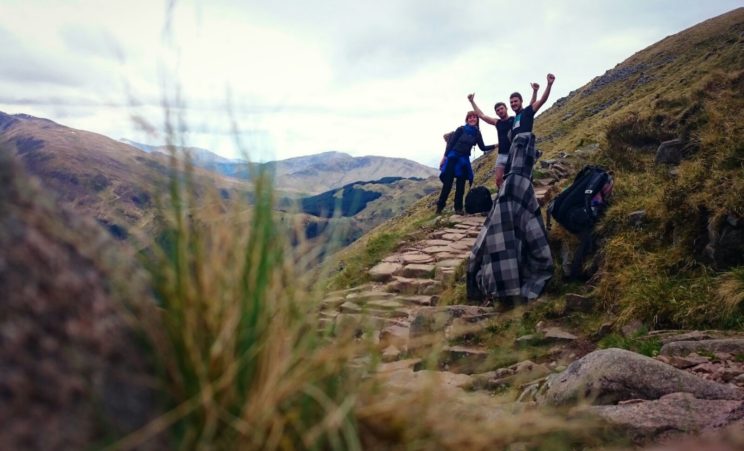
[
  {"x1": 530, "y1": 82, "x2": 540, "y2": 91},
  {"x1": 547, "y1": 73, "x2": 556, "y2": 85},
  {"x1": 467, "y1": 93, "x2": 475, "y2": 102}
]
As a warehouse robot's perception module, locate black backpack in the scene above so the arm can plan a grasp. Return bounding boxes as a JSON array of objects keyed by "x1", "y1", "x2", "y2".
[
  {"x1": 547, "y1": 165, "x2": 613, "y2": 234},
  {"x1": 547, "y1": 165, "x2": 613, "y2": 280},
  {"x1": 465, "y1": 186, "x2": 493, "y2": 214}
]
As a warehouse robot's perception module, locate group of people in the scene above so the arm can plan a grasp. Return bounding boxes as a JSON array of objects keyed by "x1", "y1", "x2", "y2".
[{"x1": 437, "y1": 73, "x2": 556, "y2": 306}]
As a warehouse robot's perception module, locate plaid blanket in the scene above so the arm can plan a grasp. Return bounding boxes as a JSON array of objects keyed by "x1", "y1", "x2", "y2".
[{"x1": 468, "y1": 132, "x2": 553, "y2": 300}]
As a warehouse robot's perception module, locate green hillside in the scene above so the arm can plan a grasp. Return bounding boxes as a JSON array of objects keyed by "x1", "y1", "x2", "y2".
[{"x1": 329, "y1": 8, "x2": 744, "y2": 329}]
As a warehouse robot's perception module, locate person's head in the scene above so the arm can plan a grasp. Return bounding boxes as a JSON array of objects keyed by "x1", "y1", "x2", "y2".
[
  {"x1": 465, "y1": 111, "x2": 479, "y2": 127},
  {"x1": 509, "y1": 92, "x2": 523, "y2": 112},
  {"x1": 493, "y1": 102, "x2": 508, "y2": 120}
]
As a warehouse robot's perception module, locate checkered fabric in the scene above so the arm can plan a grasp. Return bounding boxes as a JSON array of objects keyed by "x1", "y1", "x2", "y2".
[{"x1": 468, "y1": 132, "x2": 553, "y2": 300}]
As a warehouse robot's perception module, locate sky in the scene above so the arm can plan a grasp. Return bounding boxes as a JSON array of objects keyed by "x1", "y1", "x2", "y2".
[{"x1": 0, "y1": 1, "x2": 741, "y2": 167}]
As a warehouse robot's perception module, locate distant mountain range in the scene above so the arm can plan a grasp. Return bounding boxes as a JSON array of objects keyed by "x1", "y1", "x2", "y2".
[
  {"x1": 0, "y1": 112, "x2": 438, "y2": 251},
  {"x1": 121, "y1": 139, "x2": 437, "y2": 195}
]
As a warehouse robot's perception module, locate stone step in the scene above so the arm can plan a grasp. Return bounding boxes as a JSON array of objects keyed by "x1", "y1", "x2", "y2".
[
  {"x1": 421, "y1": 245, "x2": 454, "y2": 255},
  {"x1": 386, "y1": 276, "x2": 442, "y2": 295},
  {"x1": 435, "y1": 268, "x2": 456, "y2": 283},
  {"x1": 366, "y1": 299, "x2": 406, "y2": 311},
  {"x1": 345, "y1": 290, "x2": 396, "y2": 305},
  {"x1": 396, "y1": 294, "x2": 437, "y2": 307},
  {"x1": 396, "y1": 263, "x2": 435, "y2": 278},
  {"x1": 400, "y1": 252, "x2": 436, "y2": 265},
  {"x1": 368, "y1": 262, "x2": 404, "y2": 282},
  {"x1": 422, "y1": 239, "x2": 453, "y2": 247}
]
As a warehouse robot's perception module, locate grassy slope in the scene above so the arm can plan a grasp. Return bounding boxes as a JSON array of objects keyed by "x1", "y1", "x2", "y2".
[{"x1": 328, "y1": 8, "x2": 744, "y2": 328}]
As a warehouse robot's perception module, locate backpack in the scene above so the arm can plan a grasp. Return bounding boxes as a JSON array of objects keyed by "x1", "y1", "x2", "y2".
[
  {"x1": 465, "y1": 186, "x2": 493, "y2": 214},
  {"x1": 547, "y1": 165, "x2": 613, "y2": 234},
  {"x1": 547, "y1": 165, "x2": 613, "y2": 280}
]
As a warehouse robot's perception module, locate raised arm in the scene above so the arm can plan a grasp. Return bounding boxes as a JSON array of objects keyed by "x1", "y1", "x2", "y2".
[
  {"x1": 530, "y1": 82, "x2": 539, "y2": 105},
  {"x1": 531, "y1": 73, "x2": 555, "y2": 113},
  {"x1": 467, "y1": 93, "x2": 498, "y2": 126}
]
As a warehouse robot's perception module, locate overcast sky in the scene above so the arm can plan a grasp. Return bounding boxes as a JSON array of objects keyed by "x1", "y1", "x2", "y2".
[{"x1": 0, "y1": 1, "x2": 740, "y2": 167}]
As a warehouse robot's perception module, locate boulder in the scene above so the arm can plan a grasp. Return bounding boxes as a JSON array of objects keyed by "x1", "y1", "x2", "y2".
[
  {"x1": 661, "y1": 339, "x2": 744, "y2": 357},
  {"x1": 654, "y1": 138, "x2": 684, "y2": 165},
  {"x1": 586, "y1": 393, "x2": 744, "y2": 444},
  {"x1": 536, "y1": 348, "x2": 743, "y2": 406}
]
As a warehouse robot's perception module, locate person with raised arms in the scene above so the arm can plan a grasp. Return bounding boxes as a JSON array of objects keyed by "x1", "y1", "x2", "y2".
[
  {"x1": 467, "y1": 84, "x2": 538, "y2": 188},
  {"x1": 467, "y1": 73, "x2": 556, "y2": 308}
]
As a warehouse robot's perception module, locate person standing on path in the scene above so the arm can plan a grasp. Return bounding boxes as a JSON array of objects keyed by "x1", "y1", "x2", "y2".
[
  {"x1": 436, "y1": 111, "x2": 495, "y2": 214},
  {"x1": 467, "y1": 84, "x2": 538, "y2": 188},
  {"x1": 467, "y1": 73, "x2": 556, "y2": 304}
]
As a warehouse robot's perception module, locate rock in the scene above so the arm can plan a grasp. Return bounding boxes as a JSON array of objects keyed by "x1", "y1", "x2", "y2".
[
  {"x1": 346, "y1": 290, "x2": 396, "y2": 304},
  {"x1": 385, "y1": 276, "x2": 441, "y2": 295},
  {"x1": 366, "y1": 299, "x2": 405, "y2": 311},
  {"x1": 404, "y1": 258, "x2": 438, "y2": 272},
  {"x1": 401, "y1": 252, "x2": 435, "y2": 264},
  {"x1": 586, "y1": 393, "x2": 744, "y2": 444},
  {"x1": 435, "y1": 268, "x2": 456, "y2": 284},
  {"x1": 656, "y1": 353, "x2": 711, "y2": 369},
  {"x1": 481, "y1": 360, "x2": 552, "y2": 390},
  {"x1": 396, "y1": 295, "x2": 436, "y2": 306},
  {"x1": 380, "y1": 325, "x2": 409, "y2": 349},
  {"x1": 536, "y1": 348, "x2": 743, "y2": 406},
  {"x1": 592, "y1": 322, "x2": 614, "y2": 340},
  {"x1": 409, "y1": 306, "x2": 495, "y2": 342},
  {"x1": 654, "y1": 138, "x2": 684, "y2": 165},
  {"x1": 435, "y1": 346, "x2": 490, "y2": 374},
  {"x1": 564, "y1": 293, "x2": 594, "y2": 313},
  {"x1": 422, "y1": 239, "x2": 452, "y2": 247},
  {"x1": 421, "y1": 245, "x2": 454, "y2": 254},
  {"x1": 442, "y1": 233, "x2": 466, "y2": 241},
  {"x1": 381, "y1": 345, "x2": 402, "y2": 362},
  {"x1": 369, "y1": 262, "x2": 404, "y2": 282},
  {"x1": 542, "y1": 327, "x2": 578, "y2": 342},
  {"x1": 621, "y1": 319, "x2": 645, "y2": 337},
  {"x1": 704, "y1": 216, "x2": 744, "y2": 270},
  {"x1": 0, "y1": 154, "x2": 160, "y2": 449},
  {"x1": 656, "y1": 330, "x2": 720, "y2": 345},
  {"x1": 628, "y1": 209, "x2": 647, "y2": 227},
  {"x1": 661, "y1": 339, "x2": 744, "y2": 357}
]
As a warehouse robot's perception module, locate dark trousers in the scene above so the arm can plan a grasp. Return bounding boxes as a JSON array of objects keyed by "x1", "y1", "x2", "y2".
[{"x1": 437, "y1": 173, "x2": 467, "y2": 212}]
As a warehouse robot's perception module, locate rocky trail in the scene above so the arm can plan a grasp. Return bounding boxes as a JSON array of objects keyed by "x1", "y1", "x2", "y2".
[{"x1": 320, "y1": 157, "x2": 744, "y2": 448}]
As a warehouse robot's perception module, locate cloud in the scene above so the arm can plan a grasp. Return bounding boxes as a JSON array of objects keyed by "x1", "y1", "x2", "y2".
[{"x1": 58, "y1": 25, "x2": 125, "y2": 61}]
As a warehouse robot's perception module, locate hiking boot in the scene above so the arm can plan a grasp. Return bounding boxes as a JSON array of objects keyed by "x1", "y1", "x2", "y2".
[
  {"x1": 435, "y1": 206, "x2": 443, "y2": 215},
  {"x1": 454, "y1": 209, "x2": 465, "y2": 215}
]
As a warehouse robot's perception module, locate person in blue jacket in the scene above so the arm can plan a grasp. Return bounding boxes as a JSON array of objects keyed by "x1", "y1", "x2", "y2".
[{"x1": 437, "y1": 111, "x2": 495, "y2": 214}]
